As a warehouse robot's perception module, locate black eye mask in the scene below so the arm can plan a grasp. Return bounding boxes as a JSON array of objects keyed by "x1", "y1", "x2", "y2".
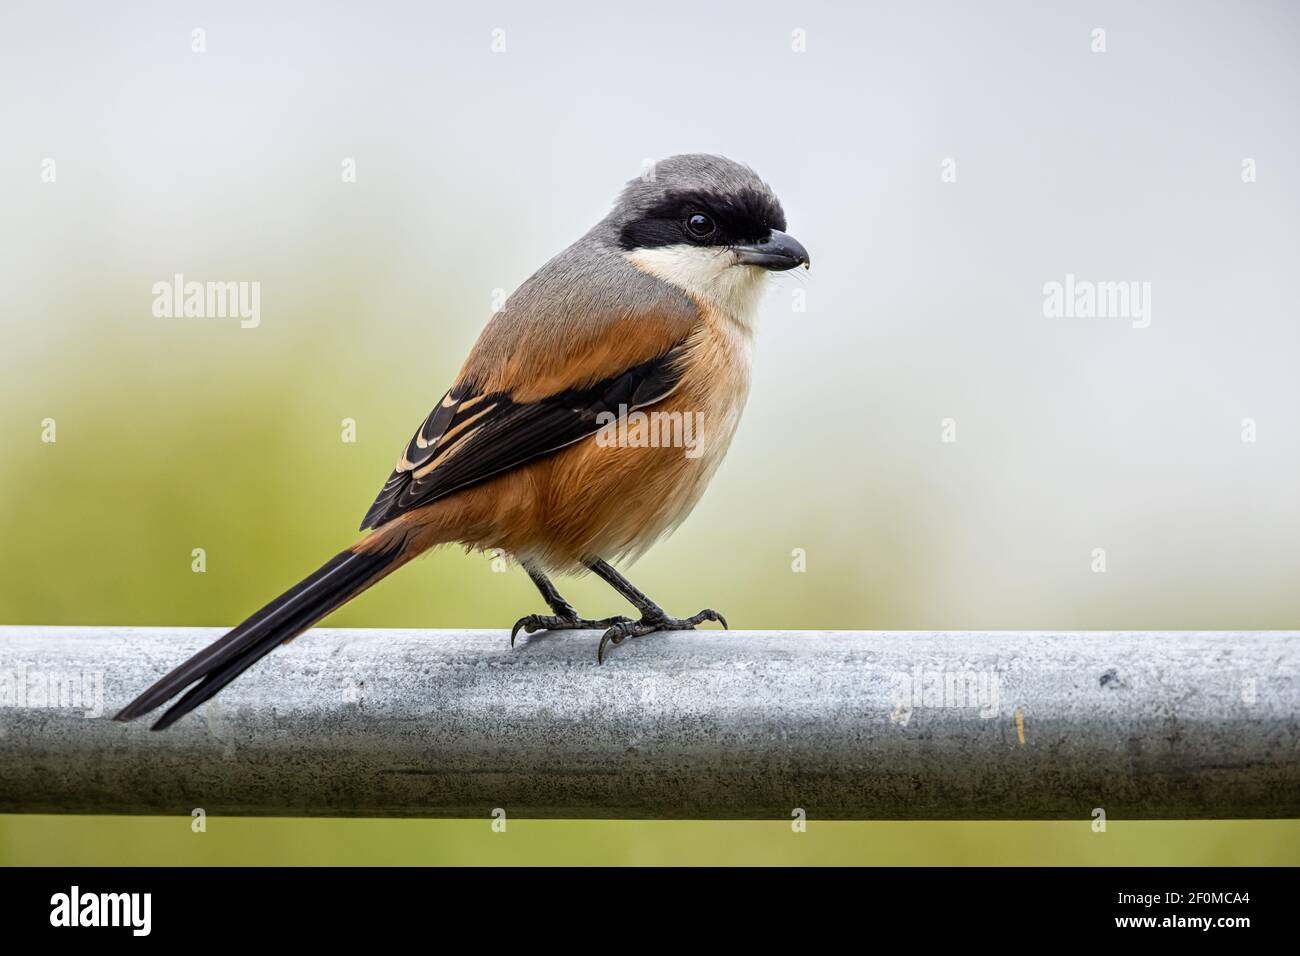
[{"x1": 618, "y1": 187, "x2": 787, "y2": 251}]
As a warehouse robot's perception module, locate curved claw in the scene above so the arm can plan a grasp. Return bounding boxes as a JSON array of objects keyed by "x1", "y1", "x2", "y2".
[
  {"x1": 693, "y1": 609, "x2": 727, "y2": 630},
  {"x1": 509, "y1": 617, "x2": 533, "y2": 647},
  {"x1": 596, "y1": 622, "x2": 633, "y2": 664},
  {"x1": 512, "y1": 614, "x2": 557, "y2": 647}
]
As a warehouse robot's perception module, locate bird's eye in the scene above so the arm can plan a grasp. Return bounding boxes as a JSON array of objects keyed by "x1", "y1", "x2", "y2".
[{"x1": 685, "y1": 213, "x2": 716, "y2": 238}]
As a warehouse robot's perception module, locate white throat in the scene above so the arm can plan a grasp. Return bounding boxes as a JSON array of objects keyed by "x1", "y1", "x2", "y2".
[{"x1": 625, "y1": 245, "x2": 768, "y2": 329}]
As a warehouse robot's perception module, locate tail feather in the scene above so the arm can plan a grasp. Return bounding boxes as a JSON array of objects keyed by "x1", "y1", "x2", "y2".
[{"x1": 115, "y1": 543, "x2": 407, "y2": 730}]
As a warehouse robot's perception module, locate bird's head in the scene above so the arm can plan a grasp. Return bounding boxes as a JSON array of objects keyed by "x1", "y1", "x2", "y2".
[{"x1": 601, "y1": 154, "x2": 809, "y2": 322}]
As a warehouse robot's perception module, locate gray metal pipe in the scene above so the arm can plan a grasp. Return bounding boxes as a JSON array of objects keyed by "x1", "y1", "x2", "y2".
[{"x1": 0, "y1": 626, "x2": 1296, "y2": 819}]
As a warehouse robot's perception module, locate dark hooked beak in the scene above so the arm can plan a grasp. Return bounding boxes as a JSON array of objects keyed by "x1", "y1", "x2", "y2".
[{"x1": 733, "y1": 229, "x2": 811, "y2": 271}]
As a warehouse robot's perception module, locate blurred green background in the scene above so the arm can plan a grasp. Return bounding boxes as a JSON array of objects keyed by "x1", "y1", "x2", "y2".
[
  {"x1": 2, "y1": 0, "x2": 1298, "y2": 864},
  {"x1": 8, "y1": 818, "x2": 1300, "y2": 867}
]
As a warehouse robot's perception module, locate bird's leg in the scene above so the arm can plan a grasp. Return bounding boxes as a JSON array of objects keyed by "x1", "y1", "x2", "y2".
[
  {"x1": 587, "y1": 558, "x2": 727, "y2": 663},
  {"x1": 510, "y1": 563, "x2": 632, "y2": 646}
]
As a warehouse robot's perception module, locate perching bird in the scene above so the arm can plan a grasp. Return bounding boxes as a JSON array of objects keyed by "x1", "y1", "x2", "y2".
[{"x1": 116, "y1": 154, "x2": 809, "y2": 730}]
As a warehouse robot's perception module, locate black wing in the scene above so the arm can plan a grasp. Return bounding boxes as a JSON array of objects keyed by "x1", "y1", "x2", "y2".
[{"x1": 359, "y1": 346, "x2": 687, "y2": 530}]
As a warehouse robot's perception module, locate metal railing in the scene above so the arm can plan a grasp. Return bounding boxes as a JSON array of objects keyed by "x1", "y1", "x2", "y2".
[{"x1": 0, "y1": 626, "x2": 1296, "y2": 819}]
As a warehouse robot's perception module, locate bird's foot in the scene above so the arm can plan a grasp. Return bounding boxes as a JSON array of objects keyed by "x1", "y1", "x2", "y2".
[
  {"x1": 596, "y1": 608, "x2": 728, "y2": 663},
  {"x1": 511, "y1": 613, "x2": 633, "y2": 647}
]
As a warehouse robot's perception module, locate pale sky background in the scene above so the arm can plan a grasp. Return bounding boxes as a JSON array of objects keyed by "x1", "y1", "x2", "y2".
[{"x1": 1, "y1": 0, "x2": 1298, "y2": 629}]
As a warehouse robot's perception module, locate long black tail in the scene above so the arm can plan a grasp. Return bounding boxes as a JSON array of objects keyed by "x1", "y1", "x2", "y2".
[{"x1": 115, "y1": 543, "x2": 406, "y2": 730}]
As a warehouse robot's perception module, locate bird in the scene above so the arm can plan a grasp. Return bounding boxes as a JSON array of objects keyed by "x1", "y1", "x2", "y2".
[{"x1": 115, "y1": 153, "x2": 810, "y2": 730}]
